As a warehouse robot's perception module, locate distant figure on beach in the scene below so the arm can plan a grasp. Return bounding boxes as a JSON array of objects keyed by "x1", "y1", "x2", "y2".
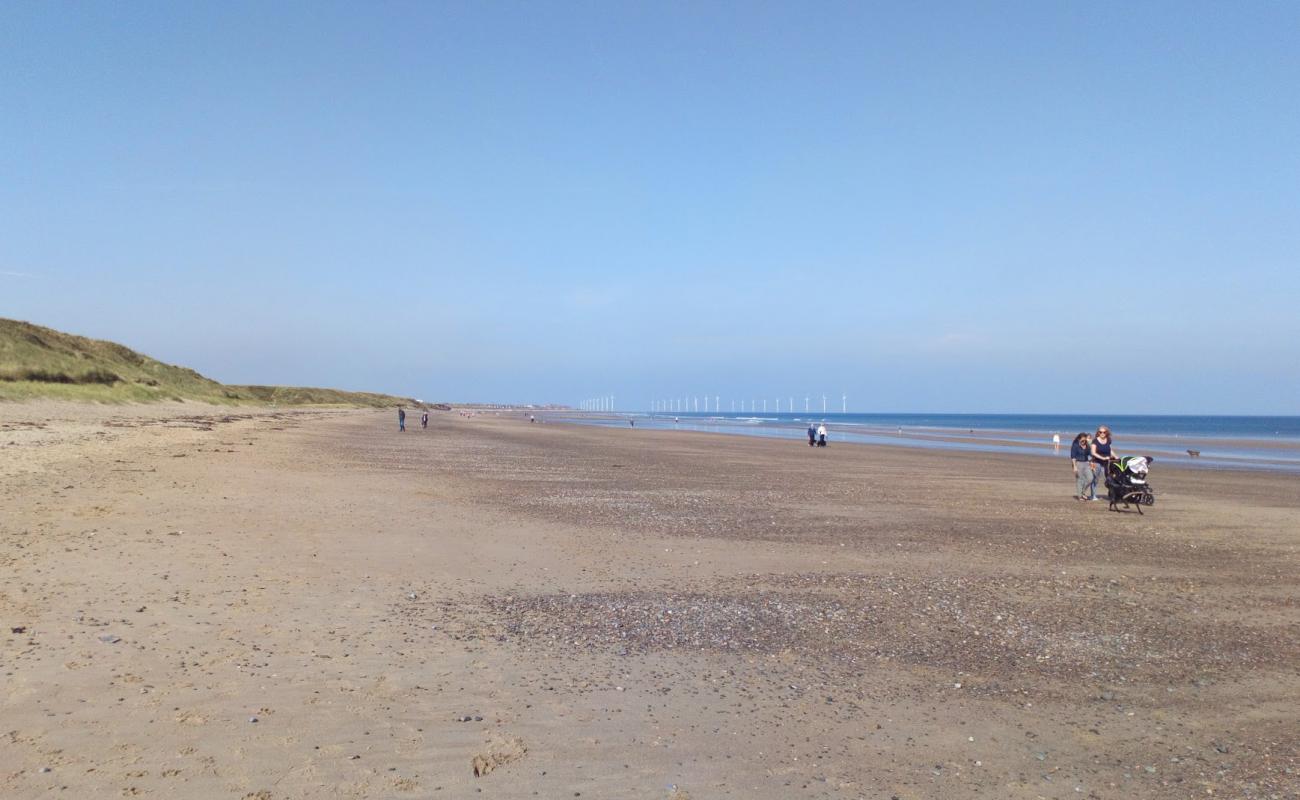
[
  {"x1": 817, "y1": 423, "x2": 828, "y2": 447},
  {"x1": 1089, "y1": 425, "x2": 1117, "y2": 501},
  {"x1": 807, "y1": 423, "x2": 817, "y2": 447},
  {"x1": 1070, "y1": 432, "x2": 1093, "y2": 501},
  {"x1": 629, "y1": 419, "x2": 635, "y2": 427},
  {"x1": 1052, "y1": 432, "x2": 1061, "y2": 453},
  {"x1": 421, "y1": 411, "x2": 429, "y2": 429},
  {"x1": 530, "y1": 415, "x2": 536, "y2": 423},
  {"x1": 397, "y1": 407, "x2": 406, "y2": 432}
]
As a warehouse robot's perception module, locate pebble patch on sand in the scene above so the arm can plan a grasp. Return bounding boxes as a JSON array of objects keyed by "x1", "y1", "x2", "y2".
[{"x1": 419, "y1": 572, "x2": 1299, "y2": 686}]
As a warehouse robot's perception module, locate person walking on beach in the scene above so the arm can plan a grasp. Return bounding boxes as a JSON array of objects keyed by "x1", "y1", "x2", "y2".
[
  {"x1": 807, "y1": 423, "x2": 817, "y2": 447},
  {"x1": 420, "y1": 411, "x2": 429, "y2": 430},
  {"x1": 817, "y1": 422, "x2": 828, "y2": 447},
  {"x1": 397, "y1": 407, "x2": 406, "y2": 432},
  {"x1": 1053, "y1": 432, "x2": 1061, "y2": 453},
  {"x1": 1070, "y1": 432, "x2": 1092, "y2": 501},
  {"x1": 1089, "y1": 425, "x2": 1117, "y2": 501}
]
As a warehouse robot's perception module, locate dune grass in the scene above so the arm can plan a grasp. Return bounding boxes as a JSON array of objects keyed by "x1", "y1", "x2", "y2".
[{"x1": 0, "y1": 318, "x2": 421, "y2": 407}]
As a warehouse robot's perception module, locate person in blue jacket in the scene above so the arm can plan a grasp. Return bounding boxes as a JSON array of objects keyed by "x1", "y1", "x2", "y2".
[{"x1": 1070, "y1": 432, "x2": 1092, "y2": 500}]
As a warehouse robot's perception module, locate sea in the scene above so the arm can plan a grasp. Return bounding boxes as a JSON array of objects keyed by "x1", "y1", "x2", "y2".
[{"x1": 549, "y1": 412, "x2": 1300, "y2": 473}]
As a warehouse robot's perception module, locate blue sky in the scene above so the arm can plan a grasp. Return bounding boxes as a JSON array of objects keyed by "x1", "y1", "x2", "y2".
[{"x1": 2, "y1": 1, "x2": 1297, "y2": 412}]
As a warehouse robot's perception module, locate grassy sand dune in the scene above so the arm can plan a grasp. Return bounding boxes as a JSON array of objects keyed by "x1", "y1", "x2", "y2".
[{"x1": 0, "y1": 318, "x2": 418, "y2": 407}]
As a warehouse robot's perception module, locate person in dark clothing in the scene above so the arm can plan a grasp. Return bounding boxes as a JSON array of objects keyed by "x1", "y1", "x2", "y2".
[
  {"x1": 1089, "y1": 426, "x2": 1117, "y2": 501},
  {"x1": 420, "y1": 411, "x2": 429, "y2": 429},
  {"x1": 1070, "y1": 432, "x2": 1092, "y2": 500},
  {"x1": 398, "y1": 407, "x2": 406, "y2": 432},
  {"x1": 807, "y1": 423, "x2": 817, "y2": 447}
]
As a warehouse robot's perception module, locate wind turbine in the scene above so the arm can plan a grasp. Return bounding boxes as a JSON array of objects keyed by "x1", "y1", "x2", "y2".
[
  {"x1": 804, "y1": 396, "x2": 809, "y2": 412},
  {"x1": 822, "y1": 394, "x2": 827, "y2": 414},
  {"x1": 842, "y1": 393, "x2": 847, "y2": 413}
]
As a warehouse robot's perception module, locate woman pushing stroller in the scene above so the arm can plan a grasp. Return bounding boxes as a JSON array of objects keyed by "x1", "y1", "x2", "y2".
[
  {"x1": 1068, "y1": 425, "x2": 1154, "y2": 512},
  {"x1": 1089, "y1": 426, "x2": 1117, "y2": 501}
]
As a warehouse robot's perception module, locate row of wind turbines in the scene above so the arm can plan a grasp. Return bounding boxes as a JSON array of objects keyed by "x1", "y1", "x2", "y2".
[
  {"x1": 579, "y1": 396, "x2": 616, "y2": 412},
  {"x1": 649, "y1": 394, "x2": 847, "y2": 414},
  {"x1": 577, "y1": 395, "x2": 849, "y2": 414}
]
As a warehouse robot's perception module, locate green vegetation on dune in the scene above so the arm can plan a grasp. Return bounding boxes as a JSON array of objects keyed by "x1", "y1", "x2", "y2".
[
  {"x1": 226, "y1": 385, "x2": 413, "y2": 408},
  {"x1": 0, "y1": 318, "x2": 421, "y2": 407}
]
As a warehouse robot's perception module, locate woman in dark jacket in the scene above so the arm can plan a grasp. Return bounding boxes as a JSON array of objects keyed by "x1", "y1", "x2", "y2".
[
  {"x1": 1070, "y1": 432, "x2": 1092, "y2": 501},
  {"x1": 1089, "y1": 426, "x2": 1117, "y2": 501}
]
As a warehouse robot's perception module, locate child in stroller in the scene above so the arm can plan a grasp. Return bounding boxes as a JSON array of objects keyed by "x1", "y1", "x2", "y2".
[{"x1": 1104, "y1": 456, "x2": 1156, "y2": 514}]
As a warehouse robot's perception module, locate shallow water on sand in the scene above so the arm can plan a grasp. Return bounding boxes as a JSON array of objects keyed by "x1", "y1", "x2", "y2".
[{"x1": 552, "y1": 412, "x2": 1300, "y2": 473}]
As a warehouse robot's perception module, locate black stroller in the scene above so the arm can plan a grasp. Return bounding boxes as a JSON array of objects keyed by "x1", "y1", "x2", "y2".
[{"x1": 1104, "y1": 456, "x2": 1155, "y2": 514}]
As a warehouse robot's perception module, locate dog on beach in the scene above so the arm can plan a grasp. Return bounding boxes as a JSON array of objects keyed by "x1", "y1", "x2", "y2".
[{"x1": 1187, "y1": 449, "x2": 1201, "y2": 458}]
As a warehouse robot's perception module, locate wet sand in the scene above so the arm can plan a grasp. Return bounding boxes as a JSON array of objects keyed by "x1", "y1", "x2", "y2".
[
  {"x1": 1, "y1": 403, "x2": 1297, "y2": 799},
  {"x1": 569, "y1": 413, "x2": 1300, "y2": 468}
]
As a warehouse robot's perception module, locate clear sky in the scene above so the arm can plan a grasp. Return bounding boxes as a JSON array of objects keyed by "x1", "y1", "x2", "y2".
[{"x1": 3, "y1": 1, "x2": 1297, "y2": 413}]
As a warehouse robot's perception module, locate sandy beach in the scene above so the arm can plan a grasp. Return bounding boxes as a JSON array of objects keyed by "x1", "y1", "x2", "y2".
[{"x1": 1, "y1": 403, "x2": 1297, "y2": 799}]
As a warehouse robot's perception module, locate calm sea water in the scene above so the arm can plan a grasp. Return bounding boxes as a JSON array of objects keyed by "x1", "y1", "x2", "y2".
[{"x1": 549, "y1": 412, "x2": 1300, "y2": 473}]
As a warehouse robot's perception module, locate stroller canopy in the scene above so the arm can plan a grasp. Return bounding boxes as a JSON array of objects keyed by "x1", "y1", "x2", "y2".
[{"x1": 1120, "y1": 456, "x2": 1149, "y2": 475}]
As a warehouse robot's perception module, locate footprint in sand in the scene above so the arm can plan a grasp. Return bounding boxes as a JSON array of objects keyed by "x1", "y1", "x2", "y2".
[{"x1": 471, "y1": 735, "x2": 527, "y2": 777}]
